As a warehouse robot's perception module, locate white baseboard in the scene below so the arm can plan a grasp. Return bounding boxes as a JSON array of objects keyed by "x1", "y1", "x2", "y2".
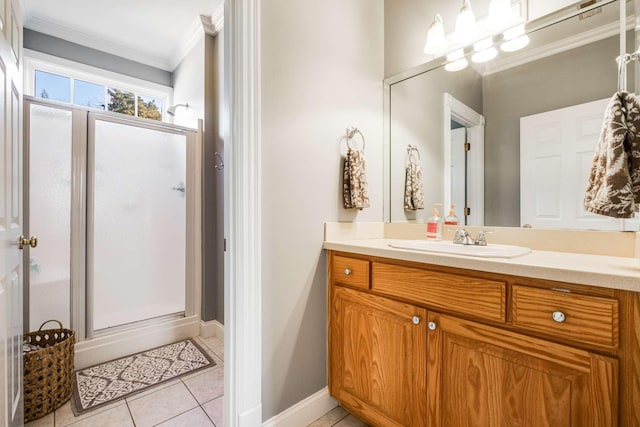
[
  {"x1": 263, "y1": 387, "x2": 337, "y2": 427},
  {"x1": 200, "y1": 319, "x2": 224, "y2": 340},
  {"x1": 239, "y1": 404, "x2": 263, "y2": 427},
  {"x1": 74, "y1": 315, "x2": 200, "y2": 369}
]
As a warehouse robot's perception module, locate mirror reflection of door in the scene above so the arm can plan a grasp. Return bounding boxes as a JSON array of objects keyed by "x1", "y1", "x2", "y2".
[{"x1": 450, "y1": 121, "x2": 467, "y2": 225}]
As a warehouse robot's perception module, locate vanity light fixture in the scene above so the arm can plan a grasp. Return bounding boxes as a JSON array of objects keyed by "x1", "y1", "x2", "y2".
[
  {"x1": 454, "y1": 0, "x2": 478, "y2": 44},
  {"x1": 445, "y1": 49, "x2": 468, "y2": 72},
  {"x1": 424, "y1": 14, "x2": 447, "y2": 55},
  {"x1": 471, "y1": 37, "x2": 498, "y2": 63},
  {"x1": 487, "y1": 0, "x2": 515, "y2": 30},
  {"x1": 501, "y1": 24, "x2": 530, "y2": 52}
]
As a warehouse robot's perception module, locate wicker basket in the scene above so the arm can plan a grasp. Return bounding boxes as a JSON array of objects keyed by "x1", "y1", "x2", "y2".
[{"x1": 23, "y1": 320, "x2": 75, "y2": 423}]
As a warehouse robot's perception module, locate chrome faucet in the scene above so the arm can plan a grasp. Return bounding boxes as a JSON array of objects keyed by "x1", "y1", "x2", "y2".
[{"x1": 453, "y1": 229, "x2": 489, "y2": 246}]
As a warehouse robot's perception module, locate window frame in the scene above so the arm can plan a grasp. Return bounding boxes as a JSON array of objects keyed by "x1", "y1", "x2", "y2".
[{"x1": 24, "y1": 49, "x2": 172, "y2": 121}]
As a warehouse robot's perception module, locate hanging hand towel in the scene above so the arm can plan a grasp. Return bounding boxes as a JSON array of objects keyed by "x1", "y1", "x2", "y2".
[
  {"x1": 584, "y1": 91, "x2": 640, "y2": 218},
  {"x1": 404, "y1": 161, "x2": 425, "y2": 210},
  {"x1": 342, "y1": 148, "x2": 370, "y2": 210}
]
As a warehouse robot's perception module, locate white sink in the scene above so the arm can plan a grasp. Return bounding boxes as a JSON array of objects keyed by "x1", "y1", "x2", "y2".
[{"x1": 388, "y1": 240, "x2": 532, "y2": 259}]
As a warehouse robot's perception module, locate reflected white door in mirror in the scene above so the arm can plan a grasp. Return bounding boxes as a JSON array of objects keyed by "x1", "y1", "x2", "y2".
[
  {"x1": 520, "y1": 98, "x2": 639, "y2": 231},
  {"x1": 444, "y1": 93, "x2": 485, "y2": 226}
]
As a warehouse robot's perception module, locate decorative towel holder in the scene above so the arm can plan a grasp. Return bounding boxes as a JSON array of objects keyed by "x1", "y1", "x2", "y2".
[
  {"x1": 617, "y1": 48, "x2": 640, "y2": 92},
  {"x1": 345, "y1": 127, "x2": 365, "y2": 151},
  {"x1": 406, "y1": 144, "x2": 421, "y2": 164}
]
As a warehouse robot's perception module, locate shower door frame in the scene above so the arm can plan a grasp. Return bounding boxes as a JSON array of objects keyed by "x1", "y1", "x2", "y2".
[
  {"x1": 23, "y1": 97, "x2": 88, "y2": 336},
  {"x1": 85, "y1": 111, "x2": 199, "y2": 338},
  {"x1": 23, "y1": 96, "x2": 201, "y2": 344}
]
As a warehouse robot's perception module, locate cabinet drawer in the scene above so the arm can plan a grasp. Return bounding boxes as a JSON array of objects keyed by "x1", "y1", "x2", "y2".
[
  {"x1": 512, "y1": 285, "x2": 619, "y2": 348},
  {"x1": 372, "y1": 262, "x2": 506, "y2": 322},
  {"x1": 332, "y1": 255, "x2": 370, "y2": 289}
]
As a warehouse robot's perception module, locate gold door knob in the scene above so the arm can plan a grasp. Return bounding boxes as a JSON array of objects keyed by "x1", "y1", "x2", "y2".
[{"x1": 17, "y1": 235, "x2": 38, "y2": 250}]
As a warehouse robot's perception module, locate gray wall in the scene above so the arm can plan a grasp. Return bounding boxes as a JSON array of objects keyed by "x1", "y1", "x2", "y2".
[
  {"x1": 261, "y1": 0, "x2": 384, "y2": 420},
  {"x1": 482, "y1": 35, "x2": 619, "y2": 226},
  {"x1": 203, "y1": 33, "x2": 224, "y2": 323},
  {"x1": 24, "y1": 29, "x2": 172, "y2": 87},
  {"x1": 390, "y1": 66, "x2": 483, "y2": 222}
]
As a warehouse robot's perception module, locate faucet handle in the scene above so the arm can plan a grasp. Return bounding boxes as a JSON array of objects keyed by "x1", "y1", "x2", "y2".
[
  {"x1": 475, "y1": 230, "x2": 493, "y2": 246},
  {"x1": 453, "y1": 229, "x2": 467, "y2": 244}
]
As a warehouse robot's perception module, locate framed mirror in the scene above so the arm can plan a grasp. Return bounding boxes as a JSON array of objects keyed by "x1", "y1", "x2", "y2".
[{"x1": 384, "y1": 0, "x2": 640, "y2": 230}]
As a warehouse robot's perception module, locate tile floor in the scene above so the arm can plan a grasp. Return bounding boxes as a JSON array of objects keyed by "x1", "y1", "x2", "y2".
[
  {"x1": 307, "y1": 406, "x2": 367, "y2": 427},
  {"x1": 25, "y1": 336, "x2": 225, "y2": 427}
]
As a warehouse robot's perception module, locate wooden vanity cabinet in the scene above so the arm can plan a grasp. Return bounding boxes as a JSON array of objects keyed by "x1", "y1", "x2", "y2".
[
  {"x1": 328, "y1": 252, "x2": 631, "y2": 427},
  {"x1": 427, "y1": 312, "x2": 618, "y2": 427},
  {"x1": 330, "y1": 285, "x2": 427, "y2": 427}
]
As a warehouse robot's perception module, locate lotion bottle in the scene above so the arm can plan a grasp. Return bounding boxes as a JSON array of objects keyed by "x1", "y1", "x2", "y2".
[
  {"x1": 426, "y1": 203, "x2": 443, "y2": 240},
  {"x1": 445, "y1": 204, "x2": 459, "y2": 225}
]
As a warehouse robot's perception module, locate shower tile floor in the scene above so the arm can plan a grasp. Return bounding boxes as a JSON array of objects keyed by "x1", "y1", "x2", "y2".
[{"x1": 25, "y1": 336, "x2": 225, "y2": 427}]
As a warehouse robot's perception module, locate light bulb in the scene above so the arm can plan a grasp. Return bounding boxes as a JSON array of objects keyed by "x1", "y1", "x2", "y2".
[
  {"x1": 501, "y1": 24, "x2": 529, "y2": 52},
  {"x1": 501, "y1": 35, "x2": 529, "y2": 52},
  {"x1": 454, "y1": 0, "x2": 477, "y2": 44},
  {"x1": 445, "y1": 49, "x2": 468, "y2": 72},
  {"x1": 424, "y1": 14, "x2": 447, "y2": 55},
  {"x1": 472, "y1": 37, "x2": 497, "y2": 63},
  {"x1": 488, "y1": 0, "x2": 515, "y2": 30}
]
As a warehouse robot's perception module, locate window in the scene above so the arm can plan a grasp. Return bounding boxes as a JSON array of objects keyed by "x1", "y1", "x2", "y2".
[
  {"x1": 138, "y1": 95, "x2": 163, "y2": 120},
  {"x1": 108, "y1": 88, "x2": 135, "y2": 116},
  {"x1": 35, "y1": 70, "x2": 70, "y2": 103},
  {"x1": 26, "y1": 53, "x2": 171, "y2": 122},
  {"x1": 75, "y1": 80, "x2": 105, "y2": 109}
]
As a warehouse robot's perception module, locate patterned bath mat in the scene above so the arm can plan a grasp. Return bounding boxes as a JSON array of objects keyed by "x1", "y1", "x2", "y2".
[{"x1": 72, "y1": 339, "x2": 215, "y2": 415}]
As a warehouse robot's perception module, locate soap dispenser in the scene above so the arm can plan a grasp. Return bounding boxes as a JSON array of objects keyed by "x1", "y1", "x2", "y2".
[
  {"x1": 445, "y1": 204, "x2": 459, "y2": 225},
  {"x1": 426, "y1": 203, "x2": 443, "y2": 240}
]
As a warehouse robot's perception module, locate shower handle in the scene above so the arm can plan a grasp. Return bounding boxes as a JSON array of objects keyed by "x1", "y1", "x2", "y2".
[
  {"x1": 18, "y1": 235, "x2": 38, "y2": 250},
  {"x1": 172, "y1": 182, "x2": 186, "y2": 194}
]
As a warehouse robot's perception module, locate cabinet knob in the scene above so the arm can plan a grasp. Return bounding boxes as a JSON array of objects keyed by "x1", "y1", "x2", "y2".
[
  {"x1": 428, "y1": 321, "x2": 437, "y2": 331},
  {"x1": 411, "y1": 316, "x2": 421, "y2": 325},
  {"x1": 344, "y1": 268, "x2": 351, "y2": 276},
  {"x1": 552, "y1": 311, "x2": 566, "y2": 323}
]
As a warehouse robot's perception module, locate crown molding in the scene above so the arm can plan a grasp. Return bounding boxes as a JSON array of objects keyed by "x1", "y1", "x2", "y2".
[
  {"x1": 481, "y1": 19, "x2": 624, "y2": 76},
  {"x1": 168, "y1": 15, "x2": 205, "y2": 71},
  {"x1": 25, "y1": 14, "x2": 173, "y2": 70},
  {"x1": 211, "y1": 4, "x2": 224, "y2": 31},
  {"x1": 168, "y1": 3, "x2": 224, "y2": 71}
]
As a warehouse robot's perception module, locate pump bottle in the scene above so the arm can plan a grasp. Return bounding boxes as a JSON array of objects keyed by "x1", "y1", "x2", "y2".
[
  {"x1": 426, "y1": 203, "x2": 443, "y2": 240},
  {"x1": 445, "y1": 204, "x2": 459, "y2": 226}
]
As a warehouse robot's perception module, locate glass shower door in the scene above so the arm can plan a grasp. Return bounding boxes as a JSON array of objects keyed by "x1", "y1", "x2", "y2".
[
  {"x1": 27, "y1": 103, "x2": 73, "y2": 330},
  {"x1": 89, "y1": 117, "x2": 187, "y2": 332}
]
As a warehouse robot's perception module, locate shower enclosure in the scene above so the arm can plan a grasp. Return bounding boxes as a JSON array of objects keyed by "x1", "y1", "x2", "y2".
[{"x1": 23, "y1": 96, "x2": 200, "y2": 357}]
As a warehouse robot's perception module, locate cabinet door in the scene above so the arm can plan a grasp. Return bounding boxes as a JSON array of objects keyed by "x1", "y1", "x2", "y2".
[
  {"x1": 330, "y1": 286, "x2": 427, "y2": 427},
  {"x1": 427, "y1": 312, "x2": 618, "y2": 427}
]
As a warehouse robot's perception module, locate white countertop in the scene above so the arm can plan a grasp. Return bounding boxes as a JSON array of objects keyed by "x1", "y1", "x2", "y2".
[{"x1": 323, "y1": 238, "x2": 640, "y2": 293}]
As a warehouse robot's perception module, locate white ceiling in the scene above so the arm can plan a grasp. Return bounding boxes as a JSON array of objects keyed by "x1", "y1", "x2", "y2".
[{"x1": 22, "y1": 0, "x2": 224, "y2": 71}]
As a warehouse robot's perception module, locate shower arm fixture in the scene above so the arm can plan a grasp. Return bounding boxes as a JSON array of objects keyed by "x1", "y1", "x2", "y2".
[{"x1": 166, "y1": 103, "x2": 189, "y2": 116}]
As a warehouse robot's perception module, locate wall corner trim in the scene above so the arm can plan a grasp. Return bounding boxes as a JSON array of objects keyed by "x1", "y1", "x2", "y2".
[
  {"x1": 262, "y1": 388, "x2": 338, "y2": 427},
  {"x1": 225, "y1": 0, "x2": 262, "y2": 426}
]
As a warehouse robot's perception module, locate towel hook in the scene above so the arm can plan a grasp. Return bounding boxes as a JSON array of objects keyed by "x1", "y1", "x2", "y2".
[{"x1": 346, "y1": 127, "x2": 365, "y2": 151}]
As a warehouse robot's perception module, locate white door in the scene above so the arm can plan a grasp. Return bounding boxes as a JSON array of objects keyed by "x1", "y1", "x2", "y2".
[
  {"x1": 450, "y1": 127, "x2": 466, "y2": 223},
  {"x1": 520, "y1": 98, "x2": 630, "y2": 230},
  {"x1": 0, "y1": 0, "x2": 23, "y2": 425}
]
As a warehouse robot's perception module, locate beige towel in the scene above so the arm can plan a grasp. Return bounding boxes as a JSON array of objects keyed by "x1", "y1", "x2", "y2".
[
  {"x1": 343, "y1": 148, "x2": 370, "y2": 210},
  {"x1": 584, "y1": 92, "x2": 640, "y2": 218},
  {"x1": 404, "y1": 162, "x2": 424, "y2": 210}
]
